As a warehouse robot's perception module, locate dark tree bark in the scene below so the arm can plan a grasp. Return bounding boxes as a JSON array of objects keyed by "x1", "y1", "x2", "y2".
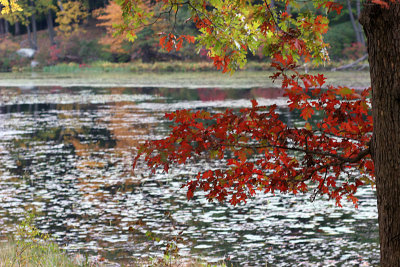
[
  {"x1": 360, "y1": 2, "x2": 400, "y2": 266},
  {"x1": 27, "y1": 23, "x2": 34, "y2": 48},
  {"x1": 24, "y1": 0, "x2": 38, "y2": 49},
  {"x1": 46, "y1": 10, "x2": 56, "y2": 45},
  {"x1": 15, "y1": 21, "x2": 20, "y2": 35},
  {"x1": 4, "y1": 19, "x2": 9, "y2": 34},
  {"x1": 0, "y1": 19, "x2": 4, "y2": 35},
  {"x1": 31, "y1": 14, "x2": 38, "y2": 49}
]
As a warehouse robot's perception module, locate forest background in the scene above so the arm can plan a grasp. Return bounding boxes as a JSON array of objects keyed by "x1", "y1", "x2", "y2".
[{"x1": 0, "y1": 0, "x2": 367, "y2": 73}]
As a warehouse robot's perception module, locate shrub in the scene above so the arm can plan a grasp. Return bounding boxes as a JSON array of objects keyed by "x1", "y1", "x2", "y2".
[
  {"x1": 342, "y1": 42, "x2": 367, "y2": 60},
  {"x1": 0, "y1": 212, "x2": 78, "y2": 266},
  {"x1": 51, "y1": 33, "x2": 112, "y2": 64},
  {"x1": 0, "y1": 35, "x2": 27, "y2": 72},
  {"x1": 324, "y1": 21, "x2": 357, "y2": 60}
]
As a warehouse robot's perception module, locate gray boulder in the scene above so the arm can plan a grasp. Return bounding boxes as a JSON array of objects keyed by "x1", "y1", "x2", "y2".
[{"x1": 16, "y1": 48, "x2": 36, "y2": 58}]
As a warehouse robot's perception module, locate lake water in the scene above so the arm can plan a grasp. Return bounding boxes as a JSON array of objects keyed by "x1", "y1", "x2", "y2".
[{"x1": 0, "y1": 83, "x2": 378, "y2": 266}]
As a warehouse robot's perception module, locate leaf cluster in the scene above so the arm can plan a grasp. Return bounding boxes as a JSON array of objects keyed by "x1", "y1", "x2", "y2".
[
  {"x1": 55, "y1": 1, "x2": 88, "y2": 39},
  {"x1": 124, "y1": 0, "x2": 379, "y2": 207},
  {"x1": 135, "y1": 70, "x2": 373, "y2": 207}
]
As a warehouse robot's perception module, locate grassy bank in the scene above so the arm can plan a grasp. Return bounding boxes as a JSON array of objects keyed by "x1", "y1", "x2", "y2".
[
  {"x1": 0, "y1": 240, "x2": 226, "y2": 267},
  {"x1": 41, "y1": 60, "x2": 274, "y2": 74},
  {"x1": 0, "y1": 212, "x2": 89, "y2": 267},
  {"x1": 0, "y1": 69, "x2": 371, "y2": 89},
  {"x1": 39, "y1": 59, "x2": 368, "y2": 74},
  {"x1": 0, "y1": 239, "x2": 81, "y2": 267},
  {"x1": 42, "y1": 61, "x2": 224, "y2": 73},
  {"x1": 0, "y1": 212, "x2": 224, "y2": 267}
]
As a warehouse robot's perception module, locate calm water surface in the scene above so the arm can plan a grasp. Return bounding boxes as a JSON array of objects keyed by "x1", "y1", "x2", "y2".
[{"x1": 0, "y1": 85, "x2": 378, "y2": 266}]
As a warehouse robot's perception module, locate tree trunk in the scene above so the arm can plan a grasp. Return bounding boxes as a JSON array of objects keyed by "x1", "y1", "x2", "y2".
[
  {"x1": 347, "y1": 0, "x2": 364, "y2": 45},
  {"x1": 31, "y1": 14, "x2": 38, "y2": 50},
  {"x1": 47, "y1": 10, "x2": 56, "y2": 45},
  {"x1": 0, "y1": 19, "x2": 4, "y2": 35},
  {"x1": 28, "y1": 0, "x2": 38, "y2": 50},
  {"x1": 4, "y1": 19, "x2": 9, "y2": 34},
  {"x1": 15, "y1": 21, "x2": 20, "y2": 35},
  {"x1": 57, "y1": 0, "x2": 64, "y2": 11},
  {"x1": 360, "y1": 2, "x2": 400, "y2": 266},
  {"x1": 356, "y1": 0, "x2": 365, "y2": 46},
  {"x1": 27, "y1": 24, "x2": 34, "y2": 48}
]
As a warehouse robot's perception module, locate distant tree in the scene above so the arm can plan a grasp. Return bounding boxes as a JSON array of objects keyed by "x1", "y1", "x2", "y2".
[
  {"x1": 1, "y1": 0, "x2": 54, "y2": 49},
  {"x1": 93, "y1": 1, "x2": 127, "y2": 53},
  {"x1": 9, "y1": 0, "x2": 38, "y2": 49},
  {"x1": 28, "y1": 0, "x2": 38, "y2": 49},
  {"x1": 55, "y1": 0, "x2": 88, "y2": 39},
  {"x1": 1, "y1": 2, "x2": 20, "y2": 35},
  {"x1": 0, "y1": 0, "x2": 22, "y2": 14},
  {"x1": 346, "y1": 0, "x2": 365, "y2": 46},
  {"x1": 38, "y1": 0, "x2": 58, "y2": 45},
  {"x1": 95, "y1": 0, "x2": 198, "y2": 62}
]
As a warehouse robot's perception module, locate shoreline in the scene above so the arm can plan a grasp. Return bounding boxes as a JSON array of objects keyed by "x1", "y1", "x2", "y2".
[{"x1": 0, "y1": 70, "x2": 371, "y2": 89}]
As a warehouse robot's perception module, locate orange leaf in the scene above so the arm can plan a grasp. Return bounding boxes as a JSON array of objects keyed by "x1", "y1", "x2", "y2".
[
  {"x1": 176, "y1": 38, "x2": 183, "y2": 51},
  {"x1": 159, "y1": 36, "x2": 167, "y2": 48},
  {"x1": 371, "y1": 0, "x2": 389, "y2": 8},
  {"x1": 300, "y1": 106, "x2": 314, "y2": 120},
  {"x1": 316, "y1": 74, "x2": 326, "y2": 87},
  {"x1": 185, "y1": 35, "x2": 195, "y2": 43}
]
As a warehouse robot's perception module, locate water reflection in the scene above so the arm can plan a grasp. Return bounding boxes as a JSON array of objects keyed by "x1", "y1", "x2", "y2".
[{"x1": 0, "y1": 86, "x2": 378, "y2": 266}]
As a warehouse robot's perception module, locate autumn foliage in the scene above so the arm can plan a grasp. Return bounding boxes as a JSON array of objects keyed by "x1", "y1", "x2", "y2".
[
  {"x1": 0, "y1": 0, "x2": 22, "y2": 14},
  {"x1": 134, "y1": 72, "x2": 373, "y2": 207},
  {"x1": 123, "y1": 0, "x2": 380, "y2": 207},
  {"x1": 93, "y1": 1, "x2": 128, "y2": 53},
  {"x1": 55, "y1": 1, "x2": 88, "y2": 38}
]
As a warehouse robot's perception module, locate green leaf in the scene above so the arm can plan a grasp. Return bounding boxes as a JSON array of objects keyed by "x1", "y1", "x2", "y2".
[{"x1": 337, "y1": 87, "x2": 353, "y2": 97}]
